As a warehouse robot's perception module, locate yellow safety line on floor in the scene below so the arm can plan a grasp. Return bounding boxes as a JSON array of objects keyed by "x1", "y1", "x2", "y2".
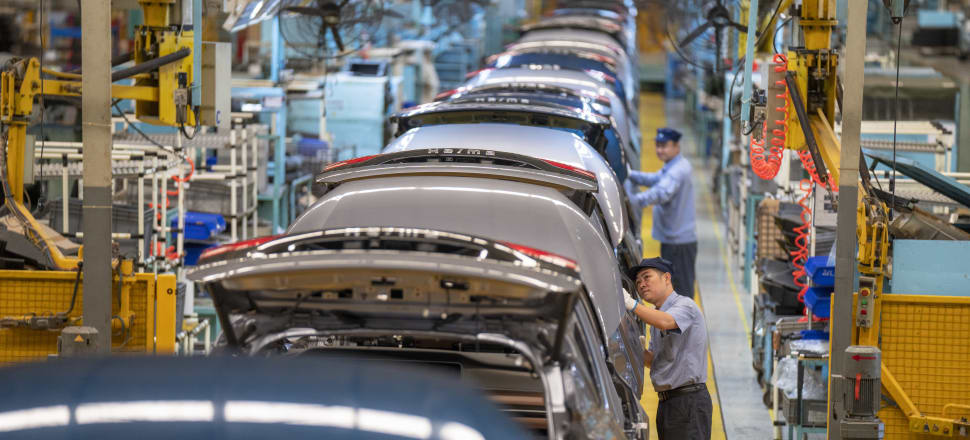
[{"x1": 637, "y1": 92, "x2": 726, "y2": 440}]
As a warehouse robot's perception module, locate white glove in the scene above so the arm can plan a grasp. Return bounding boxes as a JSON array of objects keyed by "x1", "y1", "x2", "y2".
[{"x1": 623, "y1": 288, "x2": 638, "y2": 311}]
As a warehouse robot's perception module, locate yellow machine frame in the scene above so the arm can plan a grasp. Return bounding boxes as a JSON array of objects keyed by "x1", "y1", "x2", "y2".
[
  {"x1": 0, "y1": 0, "x2": 195, "y2": 271},
  {"x1": 775, "y1": 1, "x2": 970, "y2": 437},
  {"x1": 0, "y1": 0, "x2": 194, "y2": 361},
  {"x1": 0, "y1": 266, "x2": 177, "y2": 363}
]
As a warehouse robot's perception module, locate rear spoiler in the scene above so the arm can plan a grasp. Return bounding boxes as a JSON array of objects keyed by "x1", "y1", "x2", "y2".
[
  {"x1": 315, "y1": 148, "x2": 599, "y2": 194},
  {"x1": 390, "y1": 102, "x2": 610, "y2": 152},
  {"x1": 437, "y1": 82, "x2": 613, "y2": 108}
]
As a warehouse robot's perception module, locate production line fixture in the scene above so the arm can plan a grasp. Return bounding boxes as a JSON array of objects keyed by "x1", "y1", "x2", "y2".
[{"x1": 742, "y1": 0, "x2": 970, "y2": 437}]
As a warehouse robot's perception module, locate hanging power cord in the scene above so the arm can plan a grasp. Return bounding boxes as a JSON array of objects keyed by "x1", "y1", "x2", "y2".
[
  {"x1": 37, "y1": 0, "x2": 47, "y2": 202},
  {"x1": 889, "y1": 16, "x2": 903, "y2": 220}
]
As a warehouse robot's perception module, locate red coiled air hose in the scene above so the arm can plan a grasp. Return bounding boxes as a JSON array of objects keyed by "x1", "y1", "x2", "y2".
[{"x1": 749, "y1": 54, "x2": 790, "y2": 180}]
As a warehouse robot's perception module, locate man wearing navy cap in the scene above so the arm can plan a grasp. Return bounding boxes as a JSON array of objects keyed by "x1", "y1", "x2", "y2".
[
  {"x1": 623, "y1": 258, "x2": 711, "y2": 440},
  {"x1": 626, "y1": 127, "x2": 698, "y2": 298}
]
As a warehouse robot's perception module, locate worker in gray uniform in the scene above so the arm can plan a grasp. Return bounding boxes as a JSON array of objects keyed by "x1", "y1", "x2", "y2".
[
  {"x1": 623, "y1": 257, "x2": 711, "y2": 440},
  {"x1": 626, "y1": 127, "x2": 697, "y2": 297}
]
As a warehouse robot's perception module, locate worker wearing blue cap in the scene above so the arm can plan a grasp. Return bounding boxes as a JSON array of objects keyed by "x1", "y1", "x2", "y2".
[
  {"x1": 626, "y1": 127, "x2": 697, "y2": 298},
  {"x1": 623, "y1": 257, "x2": 711, "y2": 440}
]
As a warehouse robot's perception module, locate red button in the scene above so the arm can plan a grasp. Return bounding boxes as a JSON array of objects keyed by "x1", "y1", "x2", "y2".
[
  {"x1": 861, "y1": 290, "x2": 870, "y2": 297},
  {"x1": 861, "y1": 310, "x2": 868, "y2": 315}
]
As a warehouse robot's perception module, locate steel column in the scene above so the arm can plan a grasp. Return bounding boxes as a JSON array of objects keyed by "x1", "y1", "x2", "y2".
[
  {"x1": 828, "y1": 0, "x2": 868, "y2": 438},
  {"x1": 81, "y1": 0, "x2": 114, "y2": 353}
]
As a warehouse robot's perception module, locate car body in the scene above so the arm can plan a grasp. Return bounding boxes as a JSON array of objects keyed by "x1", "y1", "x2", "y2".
[
  {"x1": 462, "y1": 67, "x2": 640, "y2": 163},
  {"x1": 384, "y1": 107, "x2": 641, "y2": 269},
  {"x1": 504, "y1": 33, "x2": 640, "y2": 112},
  {"x1": 546, "y1": 9, "x2": 638, "y2": 59},
  {"x1": 485, "y1": 48, "x2": 632, "y2": 115},
  {"x1": 0, "y1": 356, "x2": 529, "y2": 439},
  {"x1": 432, "y1": 84, "x2": 632, "y2": 181},
  {"x1": 520, "y1": 16, "x2": 636, "y2": 59},
  {"x1": 189, "y1": 224, "x2": 648, "y2": 439},
  {"x1": 299, "y1": 158, "x2": 647, "y2": 392}
]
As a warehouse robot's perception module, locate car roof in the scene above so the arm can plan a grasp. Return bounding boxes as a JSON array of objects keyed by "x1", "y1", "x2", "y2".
[
  {"x1": 0, "y1": 356, "x2": 529, "y2": 440},
  {"x1": 289, "y1": 175, "x2": 625, "y2": 337},
  {"x1": 519, "y1": 28, "x2": 622, "y2": 52},
  {"x1": 464, "y1": 68, "x2": 633, "y2": 148},
  {"x1": 384, "y1": 123, "x2": 626, "y2": 248}
]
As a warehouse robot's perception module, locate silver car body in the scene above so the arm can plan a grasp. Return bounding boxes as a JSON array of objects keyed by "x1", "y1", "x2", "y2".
[
  {"x1": 288, "y1": 175, "x2": 645, "y2": 395},
  {"x1": 506, "y1": 36, "x2": 638, "y2": 113},
  {"x1": 463, "y1": 67, "x2": 641, "y2": 162},
  {"x1": 384, "y1": 123, "x2": 627, "y2": 251}
]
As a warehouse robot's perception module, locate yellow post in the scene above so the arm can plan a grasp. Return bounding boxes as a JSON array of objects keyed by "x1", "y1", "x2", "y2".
[{"x1": 154, "y1": 273, "x2": 178, "y2": 354}]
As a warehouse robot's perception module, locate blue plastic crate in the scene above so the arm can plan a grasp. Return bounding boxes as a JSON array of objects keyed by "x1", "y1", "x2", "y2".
[
  {"x1": 804, "y1": 287, "x2": 833, "y2": 318},
  {"x1": 804, "y1": 256, "x2": 835, "y2": 287},
  {"x1": 171, "y1": 212, "x2": 226, "y2": 241},
  {"x1": 183, "y1": 243, "x2": 218, "y2": 266}
]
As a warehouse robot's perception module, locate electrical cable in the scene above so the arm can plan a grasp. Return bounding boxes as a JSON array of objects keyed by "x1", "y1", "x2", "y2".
[
  {"x1": 112, "y1": 100, "x2": 174, "y2": 153},
  {"x1": 890, "y1": 18, "x2": 903, "y2": 220},
  {"x1": 773, "y1": 17, "x2": 793, "y2": 54},
  {"x1": 110, "y1": 48, "x2": 191, "y2": 82},
  {"x1": 38, "y1": 0, "x2": 47, "y2": 194}
]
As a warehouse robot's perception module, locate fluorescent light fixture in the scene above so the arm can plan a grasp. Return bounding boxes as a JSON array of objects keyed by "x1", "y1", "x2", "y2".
[
  {"x1": 0, "y1": 406, "x2": 70, "y2": 432},
  {"x1": 75, "y1": 401, "x2": 214, "y2": 424}
]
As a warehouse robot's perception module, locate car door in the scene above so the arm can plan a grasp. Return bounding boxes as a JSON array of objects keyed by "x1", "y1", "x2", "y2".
[{"x1": 560, "y1": 297, "x2": 627, "y2": 439}]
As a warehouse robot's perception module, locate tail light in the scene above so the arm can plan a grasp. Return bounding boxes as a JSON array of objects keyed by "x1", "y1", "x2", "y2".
[
  {"x1": 499, "y1": 241, "x2": 579, "y2": 272},
  {"x1": 435, "y1": 89, "x2": 460, "y2": 100},
  {"x1": 323, "y1": 154, "x2": 381, "y2": 171},
  {"x1": 199, "y1": 234, "x2": 283, "y2": 262},
  {"x1": 541, "y1": 159, "x2": 596, "y2": 181},
  {"x1": 465, "y1": 67, "x2": 493, "y2": 80}
]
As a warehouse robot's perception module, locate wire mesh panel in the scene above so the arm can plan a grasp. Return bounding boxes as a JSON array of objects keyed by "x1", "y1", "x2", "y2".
[
  {"x1": 879, "y1": 296, "x2": 970, "y2": 439},
  {"x1": 0, "y1": 272, "x2": 82, "y2": 364},
  {"x1": 0, "y1": 271, "x2": 169, "y2": 364}
]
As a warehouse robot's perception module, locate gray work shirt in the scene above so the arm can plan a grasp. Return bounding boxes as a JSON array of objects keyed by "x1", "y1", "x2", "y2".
[{"x1": 648, "y1": 292, "x2": 708, "y2": 391}]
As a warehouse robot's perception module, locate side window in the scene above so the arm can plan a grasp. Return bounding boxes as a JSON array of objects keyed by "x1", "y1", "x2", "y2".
[{"x1": 571, "y1": 298, "x2": 626, "y2": 421}]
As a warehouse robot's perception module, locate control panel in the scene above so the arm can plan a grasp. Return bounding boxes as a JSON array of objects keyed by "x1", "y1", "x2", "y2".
[{"x1": 857, "y1": 287, "x2": 874, "y2": 328}]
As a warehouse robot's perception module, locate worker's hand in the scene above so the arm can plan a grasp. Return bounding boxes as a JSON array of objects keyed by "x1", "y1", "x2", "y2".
[{"x1": 623, "y1": 288, "x2": 638, "y2": 311}]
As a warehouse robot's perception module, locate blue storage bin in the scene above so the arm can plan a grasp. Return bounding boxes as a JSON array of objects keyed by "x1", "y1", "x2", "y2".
[
  {"x1": 171, "y1": 212, "x2": 226, "y2": 241},
  {"x1": 183, "y1": 243, "x2": 218, "y2": 266},
  {"x1": 804, "y1": 256, "x2": 835, "y2": 287},
  {"x1": 799, "y1": 330, "x2": 829, "y2": 340},
  {"x1": 804, "y1": 286, "x2": 833, "y2": 318}
]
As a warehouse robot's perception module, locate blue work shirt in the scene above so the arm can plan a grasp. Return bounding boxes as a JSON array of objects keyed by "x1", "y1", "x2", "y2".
[
  {"x1": 626, "y1": 154, "x2": 697, "y2": 244},
  {"x1": 648, "y1": 292, "x2": 708, "y2": 391}
]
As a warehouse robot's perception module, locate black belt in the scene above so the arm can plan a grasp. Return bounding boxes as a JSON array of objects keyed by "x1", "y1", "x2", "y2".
[{"x1": 658, "y1": 383, "x2": 706, "y2": 401}]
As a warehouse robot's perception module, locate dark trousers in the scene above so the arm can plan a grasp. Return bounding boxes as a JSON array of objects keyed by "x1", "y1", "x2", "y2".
[
  {"x1": 661, "y1": 241, "x2": 698, "y2": 297},
  {"x1": 657, "y1": 387, "x2": 713, "y2": 440}
]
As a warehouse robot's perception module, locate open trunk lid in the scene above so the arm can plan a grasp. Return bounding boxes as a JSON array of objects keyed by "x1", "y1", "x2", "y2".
[{"x1": 188, "y1": 227, "x2": 584, "y2": 323}]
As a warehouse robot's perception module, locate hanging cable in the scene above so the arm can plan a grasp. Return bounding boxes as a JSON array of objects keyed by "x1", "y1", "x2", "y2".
[{"x1": 889, "y1": 17, "x2": 903, "y2": 220}]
